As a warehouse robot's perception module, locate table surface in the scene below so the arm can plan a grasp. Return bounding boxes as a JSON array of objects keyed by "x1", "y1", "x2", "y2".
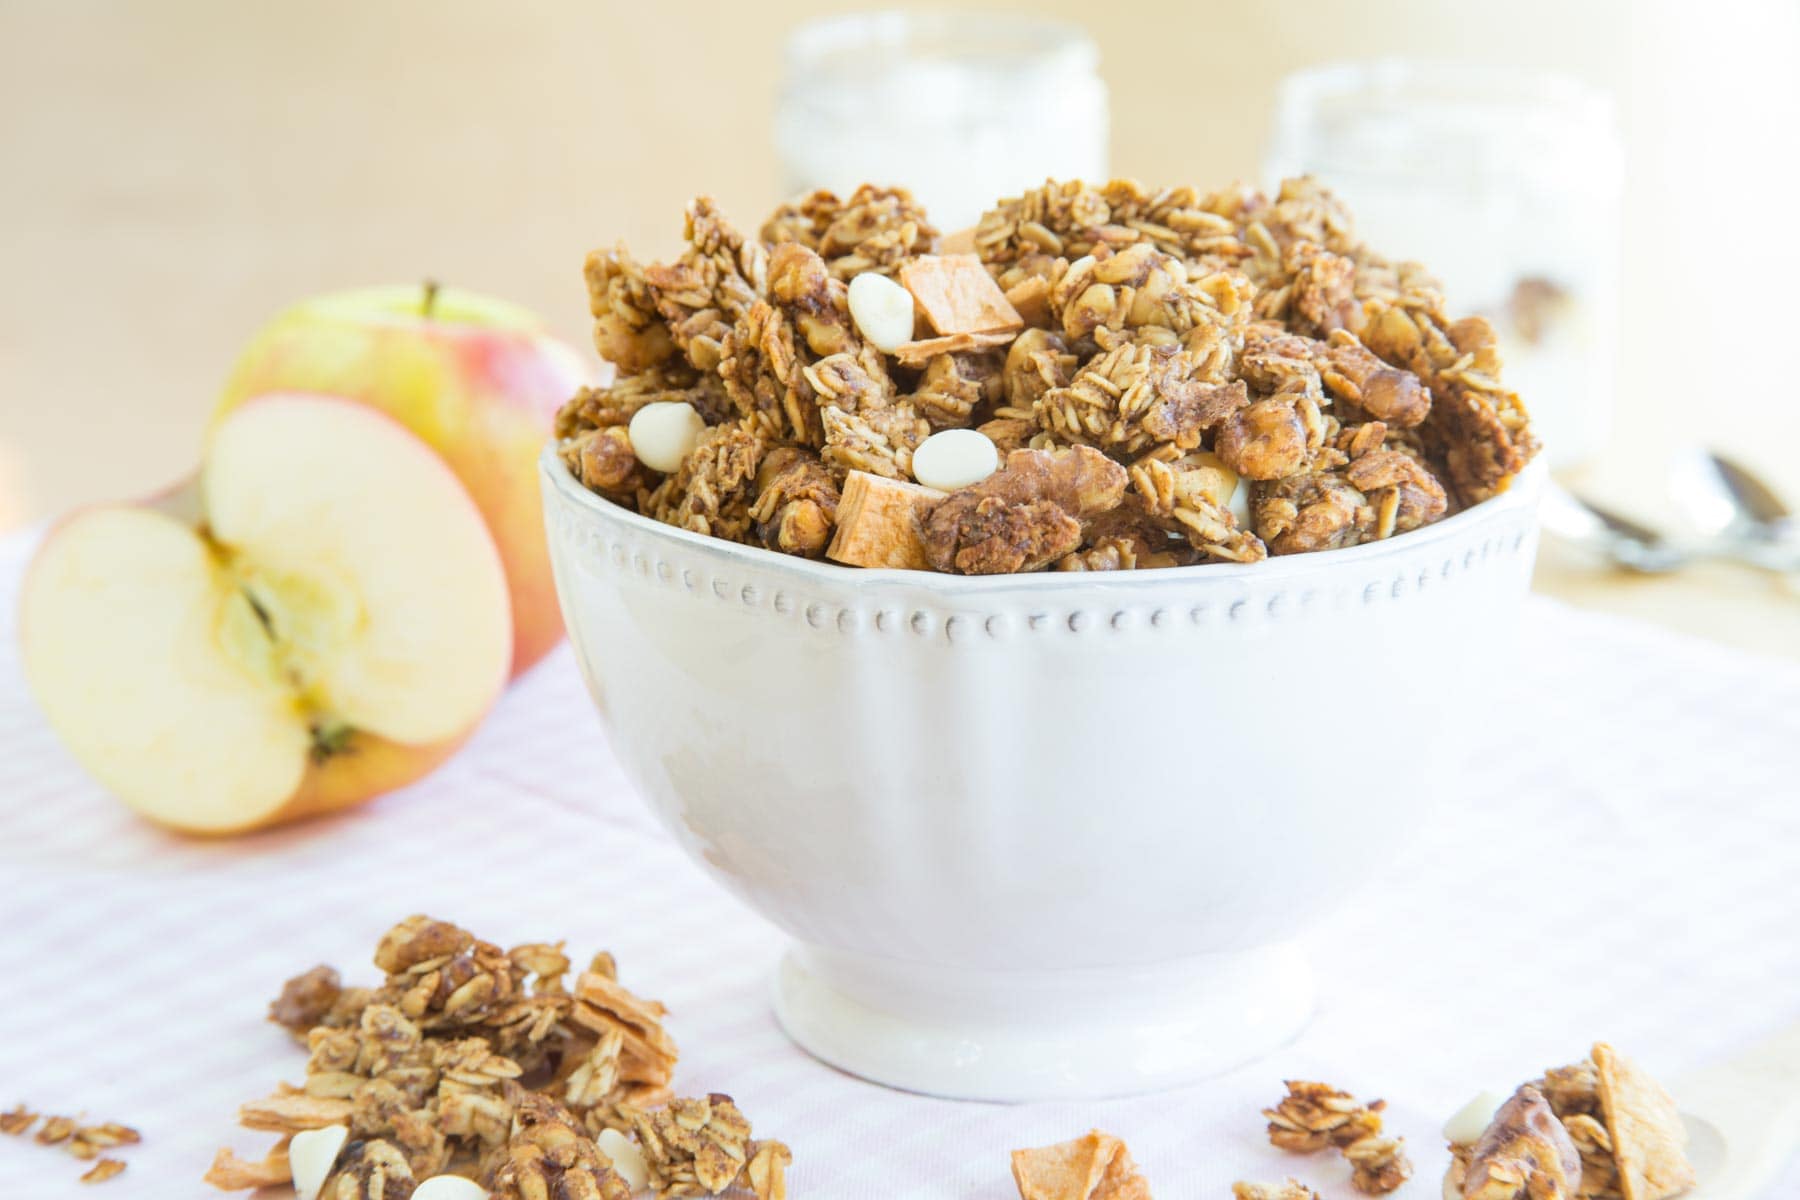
[
  {"x1": 1, "y1": 526, "x2": 1797, "y2": 1199},
  {"x1": 3, "y1": 2, "x2": 1798, "y2": 668}
]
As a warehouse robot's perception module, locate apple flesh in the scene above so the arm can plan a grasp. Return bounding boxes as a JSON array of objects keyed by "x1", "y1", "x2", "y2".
[
  {"x1": 216, "y1": 285, "x2": 589, "y2": 677},
  {"x1": 20, "y1": 394, "x2": 512, "y2": 835}
]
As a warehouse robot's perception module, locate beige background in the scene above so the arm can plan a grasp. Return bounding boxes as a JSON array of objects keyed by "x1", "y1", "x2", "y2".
[{"x1": 3, "y1": 1, "x2": 1796, "y2": 657}]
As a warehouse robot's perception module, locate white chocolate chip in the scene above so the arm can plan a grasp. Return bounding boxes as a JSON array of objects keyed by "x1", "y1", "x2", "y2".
[
  {"x1": 289, "y1": 1124, "x2": 348, "y2": 1200},
  {"x1": 1188, "y1": 450, "x2": 1250, "y2": 528},
  {"x1": 598, "y1": 1127, "x2": 650, "y2": 1193},
  {"x1": 911, "y1": 428, "x2": 999, "y2": 492},
  {"x1": 1442, "y1": 1089, "x2": 1507, "y2": 1146},
  {"x1": 627, "y1": 401, "x2": 706, "y2": 474},
  {"x1": 848, "y1": 272, "x2": 917, "y2": 353},
  {"x1": 411, "y1": 1176, "x2": 491, "y2": 1200},
  {"x1": 1227, "y1": 472, "x2": 1252, "y2": 528}
]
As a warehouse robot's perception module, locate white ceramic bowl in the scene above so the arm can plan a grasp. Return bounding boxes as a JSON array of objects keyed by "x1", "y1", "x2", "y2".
[{"x1": 540, "y1": 448, "x2": 1544, "y2": 1100}]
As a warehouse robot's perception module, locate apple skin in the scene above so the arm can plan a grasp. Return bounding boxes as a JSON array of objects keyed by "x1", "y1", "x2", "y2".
[
  {"x1": 215, "y1": 285, "x2": 590, "y2": 677},
  {"x1": 18, "y1": 516, "x2": 481, "y2": 833},
  {"x1": 19, "y1": 394, "x2": 513, "y2": 836},
  {"x1": 20, "y1": 526, "x2": 471, "y2": 835}
]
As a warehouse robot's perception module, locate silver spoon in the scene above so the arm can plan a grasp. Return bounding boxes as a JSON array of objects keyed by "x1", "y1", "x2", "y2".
[
  {"x1": 1673, "y1": 1018, "x2": 1800, "y2": 1199},
  {"x1": 1541, "y1": 482, "x2": 1694, "y2": 573},
  {"x1": 1671, "y1": 449, "x2": 1800, "y2": 571}
]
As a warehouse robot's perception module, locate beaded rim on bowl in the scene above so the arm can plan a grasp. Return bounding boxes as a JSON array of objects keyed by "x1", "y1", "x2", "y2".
[{"x1": 540, "y1": 442, "x2": 1545, "y2": 598}]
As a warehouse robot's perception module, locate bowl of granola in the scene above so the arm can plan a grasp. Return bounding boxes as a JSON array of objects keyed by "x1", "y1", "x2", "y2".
[{"x1": 540, "y1": 178, "x2": 1543, "y2": 1101}]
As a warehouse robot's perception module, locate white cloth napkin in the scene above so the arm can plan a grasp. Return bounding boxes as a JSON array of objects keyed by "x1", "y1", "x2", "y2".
[{"x1": 1, "y1": 528, "x2": 1795, "y2": 1199}]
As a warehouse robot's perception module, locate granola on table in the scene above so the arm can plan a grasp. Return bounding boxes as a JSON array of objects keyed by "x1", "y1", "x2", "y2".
[
  {"x1": 1443, "y1": 1043, "x2": 1695, "y2": 1200},
  {"x1": 1009, "y1": 1129, "x2": 1152, "y2": 1200},
  {"x1": 206, "y1": 915, "x2": 789, "y2": 1200},
  {"x1": 1263, "y1": 1079, "x2": 1413, "y2": 1195},
  {"x1": 558, "y1": 177, "x2": 1538, "y2": 574},
  {"x1": 2, "y1": 1103, "x2": 141, "y2": 1183}
]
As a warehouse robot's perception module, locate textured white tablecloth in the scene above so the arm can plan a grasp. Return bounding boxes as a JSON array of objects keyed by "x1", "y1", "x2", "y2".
[{"x1": 1, "y1": 529, "x2": 1796, "y2": 1199}]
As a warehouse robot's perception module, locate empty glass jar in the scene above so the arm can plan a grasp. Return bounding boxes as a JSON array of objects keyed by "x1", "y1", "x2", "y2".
[
  {"x1": 1265, "y1": 62, "x2": 1623, "y2": 467},
  {"x1": 777, "y1": 12, "x2": 1108, "y2": 233}
]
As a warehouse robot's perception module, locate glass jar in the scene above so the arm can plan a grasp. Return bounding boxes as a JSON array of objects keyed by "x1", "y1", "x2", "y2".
[
  {"x1": 776, "y1": 11, "x2": 1108, "y2": 233},
  {"x1": 1265, "y1": 61, "x2": 1623, "y2": 468}
]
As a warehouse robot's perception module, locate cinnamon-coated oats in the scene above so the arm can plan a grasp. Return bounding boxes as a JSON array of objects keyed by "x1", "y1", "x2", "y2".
[
  {"x1": 1264, "y1": 1080, "x2": 1413, "y2": 1195},
  {"x1": 208, "y1": 916, "x2": 787, "y2": 1199},
  {"x1": 559, "y1": 176, "x2": 1535, "y2": 573},
  {"x1": 80, "y1": 1159, "x2": 128, "y2": 1185},
  {"x1": 1232, "y1": 1182, "x2": 1318, "y2": 1200},
  {"x1": 3, "y1": 1105, "x2": 140, "y2": 1183}
]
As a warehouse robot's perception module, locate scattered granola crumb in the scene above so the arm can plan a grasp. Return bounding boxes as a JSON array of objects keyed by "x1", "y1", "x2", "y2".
[
  {"x1": 1232, "y1": 1181, "x2": 1318, "y2": 1200},
  {"x1": 6, "y1": 1105, "x2": 142, "y2": 1181},
  {"x1": 69, "y1": 1123, "x2": 141, "y2": 1161},
  {"x1": 79, "y1": 1158, "x2": 127, "y2": 1184},
  {"x1": 1010, "y1": 1129, "x2": 1152, "y2": 1200},
  {"x1": 627, "y1": 1092, "x2": 790, "y2": 1200},
  {"x1": 1264, "y1": 1080, "x2": 1413, "y2": 1195},
  {"x1": 36, "y1": 1114, "x2": 77, "y2": 1146}
]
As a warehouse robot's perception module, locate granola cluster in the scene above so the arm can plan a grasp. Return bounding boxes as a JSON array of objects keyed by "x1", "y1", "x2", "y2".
[
  {"x1": 1447, "y1": 1044, "x2": 1695, "y2": 1200},
  {"x1": 559, "y1": 176, "x2": 1537, "y2": 574},
  {"x1": 1, "y1": 1104, "x2": 139, "y2": 1184},
  {"x1": 1263, "y1": 1080, "x2": 1413, "y2": 1195},
  {"x1": 206, "y1": 916, "x2": 787, "y2": 1200}
]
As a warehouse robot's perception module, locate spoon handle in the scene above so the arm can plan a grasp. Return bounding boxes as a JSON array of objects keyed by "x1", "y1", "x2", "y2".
[{"x1": 1676, "y1": 1021, "x2": 1800, "y2": 1200}]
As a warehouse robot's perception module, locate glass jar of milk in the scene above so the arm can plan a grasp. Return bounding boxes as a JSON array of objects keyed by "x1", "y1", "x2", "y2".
[
  {"x1": 777, "y1": 12, "x2": 1108, "y2": 233},
  {"x1": 1265, "y1": 62, "x2": 1623, "y2": 468}
]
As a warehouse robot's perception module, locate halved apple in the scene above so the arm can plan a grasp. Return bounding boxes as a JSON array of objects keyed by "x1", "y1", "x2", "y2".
[
  {"x1": 20, "y1": 393, "x2": 512, "y2": 834},
  {"x1": 216, "y1": 284, "x2": 589, "y2": 677}
]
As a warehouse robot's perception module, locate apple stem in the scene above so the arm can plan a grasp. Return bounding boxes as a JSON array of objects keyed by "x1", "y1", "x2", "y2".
[{"x1": 422, "y1": 279, "x2": 440, "y2": 319}]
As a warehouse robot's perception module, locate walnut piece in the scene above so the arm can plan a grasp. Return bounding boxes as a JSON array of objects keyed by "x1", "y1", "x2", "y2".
[
  {"x1": 921, "y1": 446, "x2": 1128, "y2": 574},
  {"x1": 273, "y1": 965, "x2": 345, "y2": 1035}
]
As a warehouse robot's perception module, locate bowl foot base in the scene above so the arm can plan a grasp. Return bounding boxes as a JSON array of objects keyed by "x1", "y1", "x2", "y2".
[{"x1": 772, "y1": 942, "x2": 1314, "y2": 1101}]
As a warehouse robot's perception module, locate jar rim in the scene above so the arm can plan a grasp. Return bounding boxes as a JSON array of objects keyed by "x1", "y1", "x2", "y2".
[
  {"x1": 783, "y1": 10, "x2": 1099, "y2": 77},
  {"x1": 1275, "y1": 58, "x2": 1616, "y2": 129}
]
